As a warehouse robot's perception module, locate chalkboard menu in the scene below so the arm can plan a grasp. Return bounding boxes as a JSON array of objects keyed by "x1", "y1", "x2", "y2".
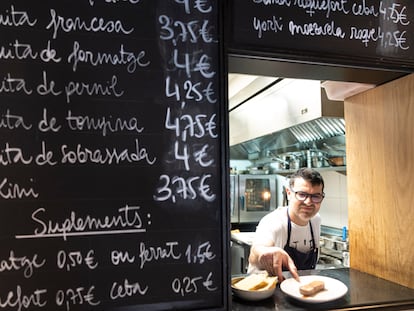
[
  {"x1": 229, "y1": 0, "x2": 414, "y2": 70},
  {"x1": 0, "y1": 1, "x2": 228, "y2": 310}
]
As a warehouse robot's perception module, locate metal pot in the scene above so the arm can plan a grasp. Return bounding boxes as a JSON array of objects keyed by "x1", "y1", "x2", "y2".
[
  {"x1": 310, "y1": 151, "x2": 326, "y2": 168},
  {"x1": 289, "y1": 156, "x2": 300, "y2": 170}
]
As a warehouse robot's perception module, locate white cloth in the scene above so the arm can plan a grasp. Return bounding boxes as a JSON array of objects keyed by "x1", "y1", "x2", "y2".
[{"x1": 247, "y1": 206, "x2": 321, "y2": 273}]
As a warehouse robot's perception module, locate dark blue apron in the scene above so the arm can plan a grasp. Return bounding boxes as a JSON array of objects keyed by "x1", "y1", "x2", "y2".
[{"x1": 283, "y1": 210, "x2": 318, "y2": 270}]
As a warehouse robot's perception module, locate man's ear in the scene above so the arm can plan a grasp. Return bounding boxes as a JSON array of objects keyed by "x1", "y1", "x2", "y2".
[{"x1": 285, "y1": 186, "x2": 291, "y2": 196}]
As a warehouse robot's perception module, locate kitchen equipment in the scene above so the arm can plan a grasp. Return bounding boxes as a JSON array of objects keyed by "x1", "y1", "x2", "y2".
[
  {"x1": 236, "y1": 175, "x2": 277, "y2": 223},
  {"x1": 336, "y1": 241, "x2": 348, "y2": 251},
  {"x1": 230, "y1": 175, "x2": 239, "y2": 223},
  {"x1": 271, "y1": 157, "x2": 289, "y2": 170},
  {"x1": 309, "y1": 150, "x2": 328, "y2": 168},
  {"x1": 342, "y1": 251, "x2": 350, "y2": 267},
  {"x1": 282, "y1": 186, "x2": 288, "y2": 206},
  {"x1": 323, "y1": 237, "x2": 336, "y2": 250},
  {"x1": 231, "y1": 242, "x2": 247, "y2": 275},
  {"x1": 289, "y1": 154, "x2": 301, "y2": 170},
  {"x1": 230, "y1": 231, "x2": 255, "y2": 274},
  {"x1": 320, "y1": 235, "x2": 348, "y2": 267}
]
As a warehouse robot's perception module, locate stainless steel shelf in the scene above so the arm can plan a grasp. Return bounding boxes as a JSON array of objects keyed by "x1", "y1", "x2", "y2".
[{"x1": 273, "y1": 166, "x2": 346, "y2": 175}]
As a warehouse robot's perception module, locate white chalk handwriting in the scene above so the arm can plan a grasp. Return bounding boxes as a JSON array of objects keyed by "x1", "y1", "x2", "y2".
[
  {"x1": 0, "y1": 250, "x2": 45, "y2": 278},
  {"x1": 171, "y1": 48, "x2": 216, "y2": 79},
  {"x1": 66, "y1": 110, "x2": 145, "y2": 137},
  {"x1": 64, "y1": 74, "x2": 124, "y2": 103},
  {"x1": 0, "y1": 0, "x2": 222, "y2": 307},
  {"x1": 110, "y1": 278, "x2": 148, "y2": 301},
  {"x1": 57, "y1": 249, "x2": 98, "y2": 271},
  {"x1": 60, "y1": 138, "x2": 156, "y2": 165},
  {"x1": 0, "y1": 73, "x2": 32, "y2": 95},
  {"x1": 288, "y1": 20, "x2": 346, "y2": 38},
  {"x1": 67, "y1": 41, "x2": 150, "y2": 73},
  {"x1": 0, "y1": 177, "x2": 39, "y2": 199},
  {"x1": 249, "y1": 1, "x2": 411, "y2": 51},
  {"x1": 0, "y1": 286, "x2": 47, "y2": 310},
  {"x1": 0, "y1": 5, "x2": 37, "y2": 27},
  {"x1": 165, "y1": 107, "x2": 217, "y2": 142},
  {"x1": 89, "y1": 0, "x2": 141, "y2": 6},
  {"x1": 159, "y1": 15, "x2": 214, "y2": 44},
  {"x1": 171, "y1": 272, "x2": 217, "y2": 297},
  {"x1": 16, "y1": 205, "x2": 146, "y2": 241},
  {"x1": 0, "y1": 109, "x2": 32, "y2": 131},
  {"x1": 175, "y1": 0, "x2": 212, "y2": 14},
  {"x1": 55, "y1": 285, "x2": 100, "y2": 309},
  {"x1": 0, "y1": 40, "x2": 61, "y2": 63},
  {"x1": 253, "y1": 16, "x2": 283, "y2": 38},
  {"x1": 0, "y1": 138, "x2": 156, "y2": 167},
  {"x1": 153, "y1": 173, "x2": 216, "y2": 203},
  {"x1": 165, "y1": 76, "x2": 217, "y2": 105},
  {"x1": 46, "y1": 8, "x2": 134, "y2": 39}
]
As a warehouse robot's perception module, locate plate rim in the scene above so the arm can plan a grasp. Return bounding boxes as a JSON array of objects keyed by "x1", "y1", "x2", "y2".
[{"x1": 280, "y1": 275, "x2": 348, "y2": 303}]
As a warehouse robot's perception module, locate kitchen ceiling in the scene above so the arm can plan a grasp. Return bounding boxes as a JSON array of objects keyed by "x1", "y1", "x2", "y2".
[
  {"x1": 227, "y1": 74, "x2": 352, "y2": 160},
  {"x1": 228, "y1": 73, "x2": 278, "y2": 110},
  {"x1": 228, "y1": 73, "x2": 376, "y2": 109}
]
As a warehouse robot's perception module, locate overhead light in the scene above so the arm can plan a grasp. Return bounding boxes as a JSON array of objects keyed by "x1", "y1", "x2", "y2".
[{"x1": 321, "y1": 81, "x2": 376, "y2": 101}]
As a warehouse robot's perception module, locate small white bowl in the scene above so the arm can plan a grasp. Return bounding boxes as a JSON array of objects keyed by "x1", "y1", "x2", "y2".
[{"x1": 231, "y1": 276, "x2": 276, "y2": 301}]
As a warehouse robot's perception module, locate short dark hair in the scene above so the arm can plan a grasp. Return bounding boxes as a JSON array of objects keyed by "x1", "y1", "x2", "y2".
[{"x1": 289, "y1": 168, "x2": 324, "y2": 191}]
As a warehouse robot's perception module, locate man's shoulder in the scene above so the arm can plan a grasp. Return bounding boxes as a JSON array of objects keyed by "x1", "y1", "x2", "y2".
[{"x1": 259, "y1": 206, "x2": 287, "y2": 225}]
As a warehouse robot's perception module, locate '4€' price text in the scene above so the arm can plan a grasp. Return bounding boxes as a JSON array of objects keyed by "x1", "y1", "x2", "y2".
[
  {"x1": 169, "y1": 49, "x2": 215, "y2": 79},
  {"x1": 173, "y1": 140, "x2": 215, "y2": 171}
]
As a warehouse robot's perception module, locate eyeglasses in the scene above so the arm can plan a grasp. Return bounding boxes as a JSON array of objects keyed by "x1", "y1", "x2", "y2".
[{"x1": 290, "y1": 189, "x2": 325, "y2": 203}]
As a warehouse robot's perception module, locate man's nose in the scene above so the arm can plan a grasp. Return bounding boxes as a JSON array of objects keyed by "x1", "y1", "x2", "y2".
[{"x1": 304, "y1": 195, "x2": 313, "y2": 204}]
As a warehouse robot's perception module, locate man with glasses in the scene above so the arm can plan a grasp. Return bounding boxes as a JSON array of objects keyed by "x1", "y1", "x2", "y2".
[{"x1": 248, "y1": 168, "x2": 325, "y2": 281}]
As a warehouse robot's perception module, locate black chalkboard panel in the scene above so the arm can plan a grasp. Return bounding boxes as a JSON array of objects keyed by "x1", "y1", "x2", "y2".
[
  {"x1": 0, "y1": 1, "x2": 228, "y2": 310},
  {"x1": 229, "y1": 0, "x2": 414, "y2": 70}
]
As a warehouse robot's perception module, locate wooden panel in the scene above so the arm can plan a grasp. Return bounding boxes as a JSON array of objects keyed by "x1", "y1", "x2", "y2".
[{"x1": 345, "y1": 73, "x2": 414, "y2": 288}]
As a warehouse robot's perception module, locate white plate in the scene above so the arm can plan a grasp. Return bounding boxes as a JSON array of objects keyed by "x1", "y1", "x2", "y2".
[{"x1": 280, "y1": 275, "x2": 348, "y2": 303}]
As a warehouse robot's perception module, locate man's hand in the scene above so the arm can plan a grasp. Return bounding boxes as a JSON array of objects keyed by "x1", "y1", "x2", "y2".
[{"x1": 257, "y1": 247, "x2": 299, "y2": 282}]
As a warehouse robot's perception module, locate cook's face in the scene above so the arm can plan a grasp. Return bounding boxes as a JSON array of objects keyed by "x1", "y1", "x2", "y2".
[{"x1": 288, "y1": 177, "x2": 324, "y2": 226}]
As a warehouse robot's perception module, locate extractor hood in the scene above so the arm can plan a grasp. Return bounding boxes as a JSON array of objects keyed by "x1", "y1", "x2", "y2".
[
  {"x1": 229, "y1": 117, "x2": 346, "y2": 160},
  {"x1": 228, "y1": 76, "x2": 348, "y2": 160}
]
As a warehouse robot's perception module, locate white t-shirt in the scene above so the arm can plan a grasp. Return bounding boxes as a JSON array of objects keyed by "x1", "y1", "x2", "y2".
[{"x1": 248, "y1": 206, "x2": 321, "y2": 273}]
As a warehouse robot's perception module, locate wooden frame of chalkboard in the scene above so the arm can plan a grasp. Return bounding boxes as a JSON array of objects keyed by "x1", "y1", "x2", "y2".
[
  {"x1": 226, "y1": 0, "x2": 414, "y2": 83},
  {"x1": 0, "y1": 1, "x2": 230, "y2": 310}
]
